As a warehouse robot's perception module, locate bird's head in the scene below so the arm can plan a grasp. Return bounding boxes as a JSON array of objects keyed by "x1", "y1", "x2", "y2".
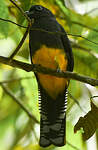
[{"x1": 25, "y1": 5, "x2": 54, "y2": 19}]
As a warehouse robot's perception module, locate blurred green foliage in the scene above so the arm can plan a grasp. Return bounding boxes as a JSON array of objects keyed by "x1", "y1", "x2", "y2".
[
  {"x1": 0, "y1": 0, "x2": 98, "y2": 150},
  {"x1": 0, "y1": 0, "x2": 9, "y2": 37}
]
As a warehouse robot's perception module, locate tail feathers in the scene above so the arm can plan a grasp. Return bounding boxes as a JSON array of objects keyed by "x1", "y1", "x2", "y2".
[
  {"x1": 39, "y1": 116, "x2": 66, "y2": 147},
  {"x1": 38, "y1": 84, "x2": 67, "y2": 147}
]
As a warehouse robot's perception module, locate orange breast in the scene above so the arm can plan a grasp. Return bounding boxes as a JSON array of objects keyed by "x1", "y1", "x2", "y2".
[{"x1": 32, "y1": 45, "x2": 68, "y2": 99}]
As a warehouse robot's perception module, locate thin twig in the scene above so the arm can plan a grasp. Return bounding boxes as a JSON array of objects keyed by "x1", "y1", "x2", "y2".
[
  {"x1": 9, "y1": 24, "x2": 30, "y2": 59},
  {"x1": 9, "y1": 0, "x2": 30, "y2": 22},
  {"x1": 90, "y1": 96, "x2": 98, "y2": 100},
  {"x1": 30, "y1": 27, "x2": 98, "y2": 45},
  {"x1": 0, "y1": 76, "x2": 34, "y2": 84},
  {"x1": 68, "y1": 33, "x2": 98, "y2": 45},
  {"x1": 0, "y1": 17, "x2": 26, "y2": 28},
  {"x1": 72, "y1": 42, "x2": 97, "y2": 58},
  {"x1": 84, "y1": 7, "x2": 98, "y2": 15},
  {"x1": 58, "y1": 15, "x2": 98, "y2": 33},
  {"x1": 26, "y1": 26, "x2": 98, "y2": 45},
  {"x1": 0, "y1": 56, "x2": 98, "y2": 86},
  {"x1": 71, "y1": 20, "x2": 98, "y2": 33},
  {"x1": 29, "y1": 27, "x2": 98, "y2": 45},
  {"x1": 66, "y1": 141, "x2": 81, "y2": 150},
  {"x1": 26, "y1": 27, "x2": 98, "y2": 45},
  {"x1": 0, "y1": 17, "x2": 98, "y2": 45},
  {"x1": 1, "y1": 83, "x2": 39, "y2": 124},
  {"x1": 68, "y1": 91, "x2": 86, "y2": 113}
]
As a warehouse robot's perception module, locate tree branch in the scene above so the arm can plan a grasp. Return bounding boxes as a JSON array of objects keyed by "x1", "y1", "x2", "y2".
[
  {"x1": 9, "y1": 0, "x2": 30, "y2": 22},
  {"x1": 1, "y1": 83, "x2": 39, "y2": 124},
  {"x1": 0, "y1": 56, "x2": 98, "y2": 86},
  {"x1": 9, "y1": 24, "x2": 30, "y2": 59}
]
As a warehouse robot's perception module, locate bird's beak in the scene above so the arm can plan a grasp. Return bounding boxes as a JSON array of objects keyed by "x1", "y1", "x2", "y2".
[
  {"x1": 25, "y1": 11, "x2": 30, "y2": 17},
  {"x1": 25, "y1": 11, "x2": 34, "y2": 18}
]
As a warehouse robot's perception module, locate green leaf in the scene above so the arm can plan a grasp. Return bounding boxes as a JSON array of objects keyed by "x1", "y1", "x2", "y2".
[
  {"x1": 68, "y1": 80, "x2": 82, "y2": 112},
  {"x1": 0, "y1": 0, "x2": 9, "y2": 37},
  {"x1": 0, "y1": 70, "x2": 3, "y2": 100},
  {"x1": 73, "y1": 49, "x2": 98, "y2": 78},
  {"x1": 66, "y1": 121, "x2": 83, "y2": 150},
  {"x1": 0, "y1": 86, "x2": 3, "y2": 101},
  {"x1": 16, "y1": 69, "x2": 40, "y2": 121},
  {"x1": 0, "y1": 115, "x2": 17, "y2": 150},
  {"x1": 55, "y1": 0, "x2": 71, "y2": 25}
]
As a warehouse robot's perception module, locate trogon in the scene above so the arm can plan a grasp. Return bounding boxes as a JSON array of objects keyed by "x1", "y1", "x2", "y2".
[{"x1": 26, "y1": 5, "x2": 74, "y2": 147}]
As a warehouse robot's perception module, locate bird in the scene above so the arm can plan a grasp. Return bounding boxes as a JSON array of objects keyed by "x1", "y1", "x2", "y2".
[{"x1": 26, "y1": 5, "x2": 74, "y2": 147}]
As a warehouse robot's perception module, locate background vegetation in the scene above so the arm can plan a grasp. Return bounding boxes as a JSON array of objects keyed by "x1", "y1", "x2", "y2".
[{"x1": 0, "y1": 0, "x2": 98, "y2": 150}]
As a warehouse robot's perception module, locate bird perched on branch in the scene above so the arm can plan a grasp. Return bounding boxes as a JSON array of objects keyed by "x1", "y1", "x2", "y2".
[{"x1": 26, "y1": 5, "x2": 74, "y2": 147}]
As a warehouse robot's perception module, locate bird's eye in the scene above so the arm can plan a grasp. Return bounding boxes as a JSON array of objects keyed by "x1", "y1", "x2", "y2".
[{"x1": 35, "y1": 6, "x2": 43, "y2": 11}]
